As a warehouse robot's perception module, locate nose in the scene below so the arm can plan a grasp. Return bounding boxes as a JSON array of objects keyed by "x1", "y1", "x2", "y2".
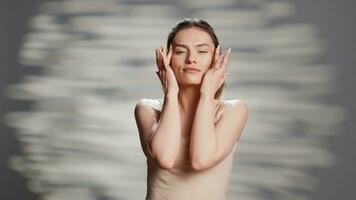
[{"x1": 185, "y1": 52, "x2": 197, "y2": 64}]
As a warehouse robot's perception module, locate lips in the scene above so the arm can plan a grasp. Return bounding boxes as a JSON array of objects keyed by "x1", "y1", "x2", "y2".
[{"x1": 183, "y1": 67, "x2": 201, "y2": 73}]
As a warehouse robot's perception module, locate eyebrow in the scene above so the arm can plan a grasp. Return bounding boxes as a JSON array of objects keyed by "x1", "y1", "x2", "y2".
[{"x1": 174, "y1": 43, "x2": 211, "y2": 48}]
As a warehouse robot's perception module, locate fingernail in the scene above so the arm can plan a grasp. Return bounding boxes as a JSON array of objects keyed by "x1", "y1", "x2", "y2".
[{"x1": 228, "y1": 48, "x2": 231, "y2": 53}]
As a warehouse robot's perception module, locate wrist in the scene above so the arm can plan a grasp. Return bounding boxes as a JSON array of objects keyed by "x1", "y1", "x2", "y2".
[
  {"x1": 165, "y1": 91, "x2": 178, "y2": 100},
  {"x1": 199, "y1": 92, "x2": 215, "y2": 102}
]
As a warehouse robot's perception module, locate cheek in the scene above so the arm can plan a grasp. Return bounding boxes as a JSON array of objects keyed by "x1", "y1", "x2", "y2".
[
  {"x1": 171, "y1": 55, "x2": 185, "y2": 68},
  {"x1": 202, "y1": 54, "x2": 214, "y2": 68}
]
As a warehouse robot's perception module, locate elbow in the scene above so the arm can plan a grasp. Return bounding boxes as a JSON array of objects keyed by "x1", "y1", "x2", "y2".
[
  {"x1": 148, "y1": 141, "x2": 175, "y2": 170},
  {"x1": 191, "y1": 161, "x2": 204, "y2": 171},
  {"x1": 191, "y1": 149, "x2": 218, "y2": 171},
  {"x1": 150, "y1": 148, "x2": 175, "y2": 170},
  {"x1": 191, "y1": 157, "x2": 211, "y2": 171},
  {"x1": 157, "y1": 157, "x2": 175, "y2": 170}
]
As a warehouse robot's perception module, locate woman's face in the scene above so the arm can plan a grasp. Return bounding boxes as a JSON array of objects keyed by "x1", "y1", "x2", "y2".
[{"x1": 170, "y1": 27, "x2": 215, "y2": 86}]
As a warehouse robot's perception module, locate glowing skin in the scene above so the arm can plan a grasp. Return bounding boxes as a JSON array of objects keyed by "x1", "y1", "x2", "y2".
[
  {"x1": 170, "y1": 28, "x2": 215, "y2": 87},
  {"x1": 135, "y1": 22, "x2": 248, "y2": 200}
]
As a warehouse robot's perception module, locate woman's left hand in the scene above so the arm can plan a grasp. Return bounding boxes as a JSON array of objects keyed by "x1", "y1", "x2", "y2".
[{"x1": 200, "y1": 45, "x2": 231, "y2": 99}]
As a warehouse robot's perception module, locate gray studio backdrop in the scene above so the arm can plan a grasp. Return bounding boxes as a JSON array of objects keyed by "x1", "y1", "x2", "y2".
[{"x1": 1, "y1": 0, "x2": 355, "y2": 200}]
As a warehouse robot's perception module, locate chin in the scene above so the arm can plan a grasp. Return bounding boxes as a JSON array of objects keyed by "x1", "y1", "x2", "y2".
[{"x1": 179, "y1": 79, "x2": 202, "y2": 87}]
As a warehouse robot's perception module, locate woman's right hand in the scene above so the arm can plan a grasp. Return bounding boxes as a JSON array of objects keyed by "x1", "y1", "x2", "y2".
[{"x1": 155, "y1": 44, "x2": 179, "y2": 96}]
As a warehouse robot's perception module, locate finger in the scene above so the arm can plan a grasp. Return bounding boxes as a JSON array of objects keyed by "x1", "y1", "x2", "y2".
[
  {"x1": 163, "y1": 45, "x2": 167, "y2": 56},
  {"x1": 218, "y1": 50, "x2": 228, "y2": 69},
  {"x1": 157, "y1": 48, "x2": 162, "y2": 67},
  {"x1": 159, "y1": 49, "x2": 167, "y2": 70},
  {"x1": 213, "y1": 45, "x2": 220, "y2": 67},
  {"x1": 162, "y1": 46, "x2": 169, "y2": 68},
  {"x1": 214, "y1": 55, "x2": 223, "y2": 69},
  {"x1": 160, "y1": 44, "x2": 164, "y2": 53},
  {"x1": 159, "y1": 68, "x2": 165, "y2": 88},
  {"x1": 167, "y1": 45, "x2": 173, "y2": 66},
  {"x1": 161, "y1": 71, "x2": 166, "y2": 89},
  {"x1": 161, "y1": 44, "x2": 167, "y2": 63},
  {"x1": 155, "y1": 49, "x2": 162, "y2": 70},
  {"x1": 158, "y1": 47, "x2": 166, "y2": 70},
  {"x1": 221, "y1": 48, "x2": 231, "y2": 71},
  {"x1": 159, "y1": 45, "x2": 166, "y2": 65},
  {"x1": 162, "y1": 68, "x2": 167, "y2": 91},
  {"x1": 214, "y1": 45, "x2": 219, "y2": 64},
  {"x1": 217, "y1": 74, "x2": 227, "y2": 89},
  {"x1": 155, "y1": 49, "x2": 158, "y2": 65},
  {"x1": 159, "y1": 45, "x2": 163, "y2": 55},
  {"x1": 215, "y1": 52, "x2": 224, "y2": 69}
]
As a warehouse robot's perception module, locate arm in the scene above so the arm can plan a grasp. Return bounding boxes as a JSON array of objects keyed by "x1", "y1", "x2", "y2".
[
  {"x1": 190, "y1": 97, "x2": 248, "y2": 171},
  {"x1": 148, "y1": 94, "x2": 181, "y2": 169},
  {"x1": 135, "y1": 45, "x2": 181, "y2": 170},
  {"x1": 134, "y1": 94, "x2": 181, "y2": 170}
]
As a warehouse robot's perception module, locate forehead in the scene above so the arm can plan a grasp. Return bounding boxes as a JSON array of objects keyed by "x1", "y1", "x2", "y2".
[{"x1": 173, "y1": 27, "x2": 214, "y2": 47}]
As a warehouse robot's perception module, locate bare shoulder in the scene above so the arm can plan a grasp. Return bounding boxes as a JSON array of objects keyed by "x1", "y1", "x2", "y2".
[
  {"x1": 134, "y1": 98, "x2": 162, "y2": 122},
  {"x1": 135, "y1": 98, "x2": 162, "y2": 110},
  {"x1": 225, "y1": 99, "x2": 248, "y2": 107},
  {"x1": 218, "y1": 99, "x2": 248, "y2": 140},
  {"x1": 223, "y1": 99, "x2": 248, "y2": 116},
  {"x1": 134, "y1": 98, "x2": 163, "y2": 157}
]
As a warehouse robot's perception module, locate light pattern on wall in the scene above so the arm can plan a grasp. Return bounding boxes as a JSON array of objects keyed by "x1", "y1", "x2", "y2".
[{"x1": 3, "y1": 0, "x2": 345, "y2": 199}]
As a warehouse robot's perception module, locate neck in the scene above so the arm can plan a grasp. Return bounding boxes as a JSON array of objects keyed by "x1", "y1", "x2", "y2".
[
  {"x1": 178, "y1": 85, "x2": 200, "y2": 116},
  {"x1": 177, "y1": 85, "x2": 221, "y2": 116}
]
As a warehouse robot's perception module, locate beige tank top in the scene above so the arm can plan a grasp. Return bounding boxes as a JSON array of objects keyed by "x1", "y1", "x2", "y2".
[{"x1": 145, "y1": 100, "x2": 237, "y2": 200}]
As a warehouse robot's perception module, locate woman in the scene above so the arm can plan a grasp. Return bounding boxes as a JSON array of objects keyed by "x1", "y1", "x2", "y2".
[{"x1": 134, "y1": 18, "x2": 248, "y2": 200}]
